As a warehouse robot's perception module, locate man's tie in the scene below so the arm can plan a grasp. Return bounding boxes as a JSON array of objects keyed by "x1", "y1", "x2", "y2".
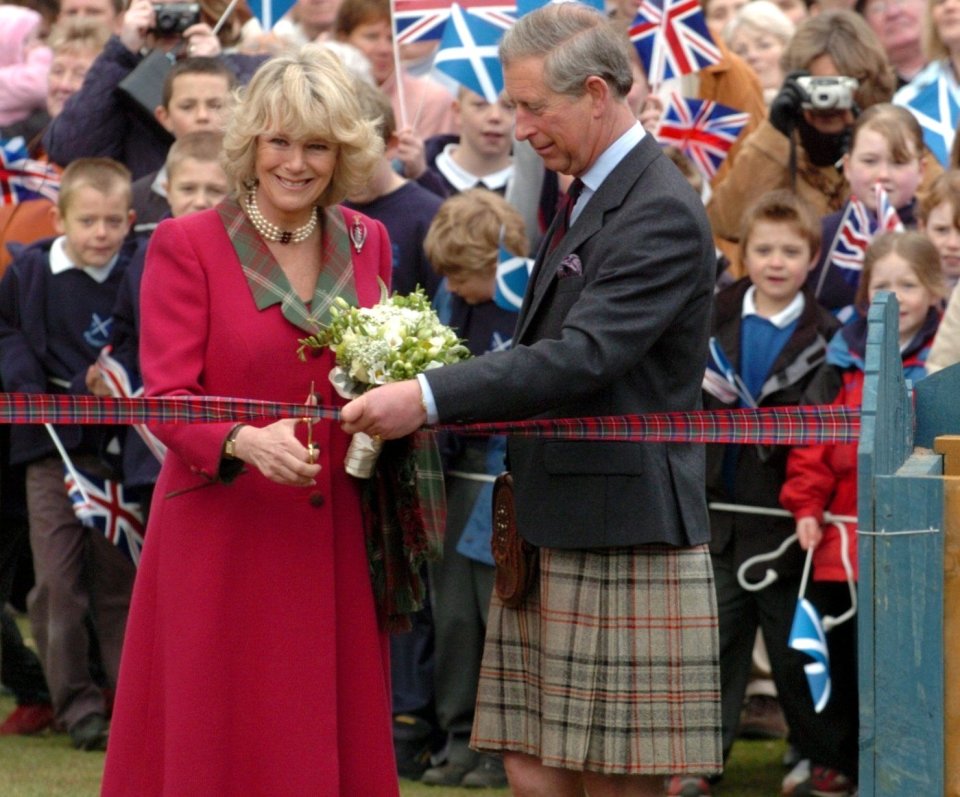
[{"x1": 548, "y1": 178, "x2": 584, "y2": 253}]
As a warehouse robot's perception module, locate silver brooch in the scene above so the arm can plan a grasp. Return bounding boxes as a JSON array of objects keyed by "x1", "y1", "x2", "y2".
[{"x1": 350, "y1": 215, "x2": 367, "y2": 254}]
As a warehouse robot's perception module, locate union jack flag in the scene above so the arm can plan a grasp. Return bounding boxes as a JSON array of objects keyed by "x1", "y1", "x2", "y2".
[
  {"x1": 65, "y1": 467, "x2": 145, "y2": 566},
  {"x1": 97, "y1": 347, "x2": 167, "y2": 463},
  {"x1": 875, "y1": 183, "x2": 904, "y2": 234},
  {"x1": 822, "y1": 197, "x2": 873, "y2": 287},
  {"x1": 0, "y1": 137, "x2": 60, "y2": 206},
  {"x1": 392, "y1": 0, "x2": 515, "y2": 45},
  {"x1": 656, "y1": 93, "x2": 750, "y2": 181},
  {"x1": 628, "y1": 0, "x2": 721, "y2": 88}
]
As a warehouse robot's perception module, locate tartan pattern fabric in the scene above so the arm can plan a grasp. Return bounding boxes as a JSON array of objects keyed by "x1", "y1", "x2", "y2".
[
  {"x1": 216, "y1": 198, "x2": 358, "y2": 333},
  {"x1": 0, "y1": 394, "x2": 860, "y2": 445},
  {"x1": 441, "y1": 405, "x2": 860, "y2": 445},
  {"x1": 471, "y1": 544, "x2": 722, "y2": 774}
]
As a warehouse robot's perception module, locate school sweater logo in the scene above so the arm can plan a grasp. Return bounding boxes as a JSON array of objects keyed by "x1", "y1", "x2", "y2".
[{"x1": 84, "y1": 313, "x2": 113, "y2": 348}]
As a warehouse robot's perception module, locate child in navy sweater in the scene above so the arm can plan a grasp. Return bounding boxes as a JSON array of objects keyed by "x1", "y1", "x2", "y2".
[
  {"x1": 675, "y1": 190, "x2": 841, "y2": 797},
  {"x1": 0, "y1": 157, "x2": 140, "y2": 752}
]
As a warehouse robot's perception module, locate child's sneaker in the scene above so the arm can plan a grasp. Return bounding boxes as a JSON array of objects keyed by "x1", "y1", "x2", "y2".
[
  {"x1": 795, "y1": 764, "x2": 855, "y2": 796},
  {"x1": 665, "y1": 775, "x2": 712, "y2": 796},
  {"x1": 782, "y1": 758, "x2": 810, "y2": 794}
]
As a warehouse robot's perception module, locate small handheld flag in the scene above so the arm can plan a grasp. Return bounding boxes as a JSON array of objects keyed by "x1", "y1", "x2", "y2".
[
  {"x1": 900, "y1": 77, "x2": 959, "y2": 168},
  {"x1": 875, "y1": 183, "x2": 904, "y2": 234},
  {"x1": 656, "y1": 93, "x2": 750, "y2": 181},
  {"x1": 494, "y1": 243, "x2": 533, "y2": 311},
  {"x1": 0, "y1": 137, "x2": 61, "y2": 206},
  {"x1": 628, "y1": 0, "x2": 721, "y2": 88},
  {"x1": 65, "y1": 467, "x2": 146, "y2": 566},
  {"x1": 433, "y1": 3, "x2": 505, "y2": 104},
  {"x1": 393, "y1": 0, "x2": 514, "y2": 45},
  {"x1": 789, "y1": 595, "x2": 831, "y2": 713}
]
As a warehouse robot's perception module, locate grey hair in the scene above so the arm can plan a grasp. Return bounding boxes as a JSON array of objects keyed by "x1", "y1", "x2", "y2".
[
  {"x1": 723, "y1": 0, "x2": 794, "y2": 47},
  {"x1": 499, "y1": 2, "x2": 634, "y2": 99}
]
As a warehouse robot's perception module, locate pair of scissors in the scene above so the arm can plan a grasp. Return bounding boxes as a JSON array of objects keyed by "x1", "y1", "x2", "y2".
[{"x1": 304, "y1": 381, "x2": 319, "y2": 465}]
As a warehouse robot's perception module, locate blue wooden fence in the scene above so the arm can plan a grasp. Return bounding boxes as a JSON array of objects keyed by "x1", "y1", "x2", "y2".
[{"x1": 859, "y1": 291, "x2": 960, "y2": 796}]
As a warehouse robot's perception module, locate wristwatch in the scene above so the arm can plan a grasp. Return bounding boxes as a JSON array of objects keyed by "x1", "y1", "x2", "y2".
[{"x1": 223, "y1": 424, "x2": 245, "y2": 459}]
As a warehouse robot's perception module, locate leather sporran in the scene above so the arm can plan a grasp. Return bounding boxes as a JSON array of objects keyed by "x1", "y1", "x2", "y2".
[{"x1": 490, "y1": 472, "x2": 538, "y2": 608}]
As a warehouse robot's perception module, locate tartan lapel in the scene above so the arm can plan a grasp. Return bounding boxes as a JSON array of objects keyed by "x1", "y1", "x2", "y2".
[{"x1": 217, "y1": 199, "x2": 358, "y2": 334}]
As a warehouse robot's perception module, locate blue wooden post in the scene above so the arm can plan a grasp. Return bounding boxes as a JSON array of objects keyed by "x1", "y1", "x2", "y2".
[{"x1": 859, "y1": 292, "x2": 945, "y2": 796}]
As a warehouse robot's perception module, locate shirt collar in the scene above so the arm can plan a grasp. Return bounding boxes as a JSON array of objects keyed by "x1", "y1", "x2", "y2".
[
  {"x1": 741, "y1": 284, "x2": 805, "y2": 328},
  {"x1": 434, "y1": 143, "x2": 513, "y2": 192},
  {"x1": 571, "y1": 121, "x2": 645, "y2": 225},
  {"x1": 48, "y1": 236, "x2": 119, "y2": 283},
  {"x1": 151, "y1": 165, "x2": 168, "y2": 198}
]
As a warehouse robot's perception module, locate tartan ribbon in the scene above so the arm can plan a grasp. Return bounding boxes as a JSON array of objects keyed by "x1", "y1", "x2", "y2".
[{"x1": 0, "y1": 393, "x2": 861, "y2": 445}]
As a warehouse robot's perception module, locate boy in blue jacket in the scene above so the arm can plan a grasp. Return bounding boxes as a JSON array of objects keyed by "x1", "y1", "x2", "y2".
[{"x1": 0, "y1": 157, "x2": 140, "y2": 752}]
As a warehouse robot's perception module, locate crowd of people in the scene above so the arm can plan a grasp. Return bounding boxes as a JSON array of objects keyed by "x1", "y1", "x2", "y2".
[{"x1": 1, "y1": 0, "x2": 960, "y2": 795}]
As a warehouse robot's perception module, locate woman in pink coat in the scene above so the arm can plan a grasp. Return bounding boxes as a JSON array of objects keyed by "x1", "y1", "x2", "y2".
[
  {"x1": 0, "y1": 6, "x2": 51, "y2": 128},
  {"x1": 102, "y1": 45, "x2": 400, "y2": 796}
]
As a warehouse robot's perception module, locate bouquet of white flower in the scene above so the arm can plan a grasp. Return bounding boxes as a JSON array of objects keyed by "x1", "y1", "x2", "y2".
[{"x1": 298, "y1": 282, "x2": 470, "y2": 477}]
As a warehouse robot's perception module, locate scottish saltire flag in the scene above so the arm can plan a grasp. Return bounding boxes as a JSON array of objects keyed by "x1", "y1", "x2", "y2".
[
  {"x1": 494, "y1": 243, "x2": 533, "y2": 311},
  {"x1": 656, "y1": 94, "x2": 750, "y2": 181},
  {"x1": 97, "y1": 347, "x2": 167, "y2": 463},
  {"x1": 393, "y1": 0, "x2": 515, "y2": 44},
  {"x1": 701, "y1": 337, "x2": 757, "y2": 406},
  {"x1": 65, "y1": 467, "x2": 145, "y2": 566},
  {"x1": 900, "y1": 76, "x2": 959, "y2": 167},
  {"x1": 789, "y1": 597, "x2": 831, "y2": 713},
  {"x1": 242, "y1": 0, "x2": 297, "y2": 31},
  {"x1": 0, "y1": 137, "x2": 60, "y2": 206},
  {"x1": 515, "y1": 0, "x2": 605, "y2": 16},
  {"x1": 875, "y1": 183, "x2": 904, "y2": 234},
  {"x1": 433, "y1": 4, "x2": 505, "y2": 104},
  {"x1": 628, "y1": 0, "x2": 721, "y2": 88}
]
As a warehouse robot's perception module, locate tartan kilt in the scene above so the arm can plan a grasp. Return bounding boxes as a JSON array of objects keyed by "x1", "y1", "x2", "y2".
[{"x1": 470, "y1": 544, "x2": 722, "y2": 775}]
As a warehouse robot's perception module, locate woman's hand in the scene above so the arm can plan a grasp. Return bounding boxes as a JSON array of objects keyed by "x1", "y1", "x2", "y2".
[
  {"x1": 119, "y1": 0, "x2": 155, "y2": 53},
  {"x1": 230, "y1": 420, "x2": 321, "y2": 486},
  {"x1": 795, "y1": 516, "x2": 823, "y2": 551}
]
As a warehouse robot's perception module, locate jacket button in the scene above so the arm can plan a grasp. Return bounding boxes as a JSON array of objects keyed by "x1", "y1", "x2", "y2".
[{"x1": 309, "y1": 491, "x2": 325, "y2": 507}]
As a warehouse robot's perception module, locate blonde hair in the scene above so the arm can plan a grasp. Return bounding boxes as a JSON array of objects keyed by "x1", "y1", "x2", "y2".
[
  {"x1": 57, "y1": 157, "x2": 132, "y2": 217},
  {"x1": 221, "y1": 44, "x2": 383, "y2": 204},
  {"x1": 739, "y1": 189, "x2": 821, "y2": 262},
  {"x1": 425, "y1": 189, "x2": 529, "y2": 278},
  {"x1": 856, "y1": 230, "x2": 946, "y2": 309},
  {"x1": 46, "y1": 16, "x2": 110, "y2": 56},
  {"x1": 850, "y1": 103, "x2": 925, "y2": 164},
  {"x1": 166, "y1": 131, "x2": 225, "y2": 181},
  {"x1": 919, "y1": 169, "x2": 960, "y2": 227}
]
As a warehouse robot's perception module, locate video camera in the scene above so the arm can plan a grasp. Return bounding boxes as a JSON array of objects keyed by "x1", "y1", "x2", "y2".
[
  {"x1": 149, "y1": 2, "x2": 201, "y2": 35},
  {"x1": 796, "y1": 76, "x2": 859, "y2": 112}
]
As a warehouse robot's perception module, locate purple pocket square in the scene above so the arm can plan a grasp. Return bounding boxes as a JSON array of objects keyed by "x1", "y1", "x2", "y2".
[{"x1": 557, "y1": 253, "x2": 582, "y2": 279}]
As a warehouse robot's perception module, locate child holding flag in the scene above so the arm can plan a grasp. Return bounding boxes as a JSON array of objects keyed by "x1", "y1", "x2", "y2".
[
  {"x1": 781, "y1": 230, "x2": 945, "y2": 796},
  {"x1": 674, "y1": 189, "x2": 839, "y2": 797},
  {"x1": 0, "y1": 157, "x2": 140, "y2": 751},
  {"x1": 808, "y1": 103, "x2": 927, "y2": 319}
]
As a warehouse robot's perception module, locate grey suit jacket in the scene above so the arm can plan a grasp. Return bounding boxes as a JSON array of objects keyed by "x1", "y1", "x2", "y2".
[{"x1": 425, "y1": 134, "x2": 715, "y2": 549}]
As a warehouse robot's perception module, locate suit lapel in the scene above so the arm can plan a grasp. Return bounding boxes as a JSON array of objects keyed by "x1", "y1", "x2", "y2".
[{"x1": 516, "y1": 136, "x2": 661, "y2": 342}]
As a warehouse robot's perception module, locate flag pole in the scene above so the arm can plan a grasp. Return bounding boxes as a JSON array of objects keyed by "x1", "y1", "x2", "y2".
[
  {"x1": 389, "y1": 0, "x2": 409, "y2": 128},
  {"x1": 44, "y1": 423, "x2": 91, "y2": 505}
]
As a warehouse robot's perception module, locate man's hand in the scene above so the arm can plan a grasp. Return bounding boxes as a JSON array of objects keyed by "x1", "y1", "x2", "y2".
[
  {"x1": 340, "y1": 380, "x2": 427, "y2": 439},
  {"x1": 119, "y1": 0, "x2": 155, "y2": 53}
]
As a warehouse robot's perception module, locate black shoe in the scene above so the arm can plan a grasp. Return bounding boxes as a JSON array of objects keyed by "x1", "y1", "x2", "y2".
[
  {"x1": 393, "y1": 714, "x2": 433, "y2": 780},
  {"x1": 421, "y1": 746, "x2": 480, "y2": 787},
  {"x1": 461, "y1": 754, "x2": 508, "y2": 788},
  {"x1": 70, "y1": 713, "x2": 108, "y2": 751}
]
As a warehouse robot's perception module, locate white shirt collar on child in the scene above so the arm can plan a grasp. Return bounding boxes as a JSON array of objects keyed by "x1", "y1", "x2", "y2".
[
  {"x1": 49, "y1": 236, "x2": 119, "y2": 283},
  {"x1": 741, "y1": 284, "x2": 805, "y2": 328}
]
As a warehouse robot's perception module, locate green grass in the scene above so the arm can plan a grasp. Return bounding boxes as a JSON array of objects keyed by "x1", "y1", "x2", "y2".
[
  {"x1": 1, "y1": 616, "x2": 787, "y2": 796},
  {"x1": 0, "y1": 687, "x2": 788, "y2": 797}
]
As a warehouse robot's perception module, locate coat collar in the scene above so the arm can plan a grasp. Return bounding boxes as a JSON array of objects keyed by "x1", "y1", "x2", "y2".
[{"x1": 216, "y1": 197, "x2": 358, "y2": 334}]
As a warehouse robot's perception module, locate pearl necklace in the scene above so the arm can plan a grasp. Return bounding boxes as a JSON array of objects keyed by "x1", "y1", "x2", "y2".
[{"x1": 244, "y1": 189, "x2": 318, "y2": 245}]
